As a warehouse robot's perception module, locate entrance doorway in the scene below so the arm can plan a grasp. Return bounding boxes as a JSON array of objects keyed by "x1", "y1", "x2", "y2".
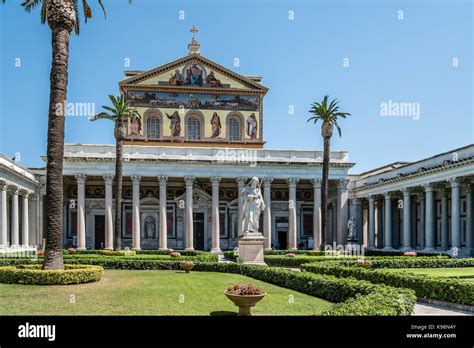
[
  {"x1": 193, "y1": 212, "x2": 205, "y2": 250},
  {"x1": 275, "y1": 217, "x2": 289, "y2": 250},
  {"x1": 94, "y1": 215, "x2": 105, "y2": 249}
]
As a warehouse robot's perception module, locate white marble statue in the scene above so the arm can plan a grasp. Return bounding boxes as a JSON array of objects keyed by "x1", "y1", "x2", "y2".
[
  {"x1": 240, "y1": 177, "x2": 265, "y2": 236},
  {"x1": 347, "y1": 216, "x2": 357, "y2": 241}
]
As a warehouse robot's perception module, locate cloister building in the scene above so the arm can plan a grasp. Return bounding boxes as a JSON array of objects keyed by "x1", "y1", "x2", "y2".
[{"x1": 0, "y1": 33, "x2": 472, "y2": 256}]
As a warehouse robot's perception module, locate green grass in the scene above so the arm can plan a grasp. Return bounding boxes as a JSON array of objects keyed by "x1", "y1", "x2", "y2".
[
  {"x1": 385, "y1": 267, "x2": 474, "y2": 282},
  {"x1": 0, "y1": 270, "x2": 333, "y2": 315}
]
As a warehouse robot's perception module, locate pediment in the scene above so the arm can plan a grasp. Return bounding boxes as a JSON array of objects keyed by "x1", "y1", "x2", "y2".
[{"x1": 119, "y1": 54, "x2": 267, "y2": 94}]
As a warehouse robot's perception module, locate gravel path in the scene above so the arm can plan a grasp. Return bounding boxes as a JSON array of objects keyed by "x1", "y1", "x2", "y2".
[{"x1": 414, "y1": 302, "x2": 472, "y2": 316}]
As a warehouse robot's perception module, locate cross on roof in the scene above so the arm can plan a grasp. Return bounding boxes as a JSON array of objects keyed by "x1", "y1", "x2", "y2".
[{"x1": 190, "y1": 25, "x2": 198, "y2": 40}]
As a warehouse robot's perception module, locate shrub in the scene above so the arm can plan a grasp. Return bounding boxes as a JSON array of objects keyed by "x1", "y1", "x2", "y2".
[
  {"x1": 365, "y1": 249, "x2": 449, "y2": 257},
  {"x1": 0, "y1": 264, "x2": 103, "y2": 285},
  {"x1": 301, "y1": 261, "x2": 474, "y2": 305},
  {"x1": 264, "y1": 255, "x2": 358, "y2": 267},
  {"x1": 264, "y1": 250, "x2": 333, "y2": 256},
  {"x1": 75, "y1": 249, "x2": 137, "y2": 257}
]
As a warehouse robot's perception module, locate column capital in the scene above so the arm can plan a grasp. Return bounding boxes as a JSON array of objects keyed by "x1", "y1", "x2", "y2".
[
  {"x1": 463, "y1": 183, "x2": 472, "y2": 193},
  {"x1": 29, "y1": 193, "x2": 39, "y2": 201},
  {"x1": 401, "y1": 187, "x2": 412, "y2": 196},
  {"x1": 311, "y1": 178, "x2": 322, "y2": 189},
  {"x1": 19, "y1": 189, "x2": 32, "y2": 198},
  {"x1": 337, "y1": 178, "x2": 350, "y2": 190},
  {"x1": 157, "y1": 175, "x2": 169, "y2": 185},
  {"x1": 11, "y1": 187, "x2": 21, "y2": 195},
  {"x1": 75, "y1": 174, "x2": 87, "y2": 185},
  {"x1": 235, "y1": 177, "x2": 248, "y2": 186},
  {"x1": 184, "y1": 176, "x2": 195, "y2": 186},
  {"x1": 383, "y1": 191, "x2": 391, "y2": 199},
  {"x1": 368, "y1": 196, "x2": 375, "y2": 203},
  {"x1": 131, "y1": 175, "x2": 141, "y2": 185},
  {"x1": 353, "y1": 198, "x2": 362, "y2": 205},
  {"x1": 422, "y1": 183, "x2": 434, "y2": 192},
  {"x1": 438, "y1": 188, "x2": 448, "y2": 197},
  {"x1": 0, "y1": 180, "x2": 8, "y2": 191},
  {"x1": 103, "y1": 175, "x2": 114, "y2": 185},
  {"x1": 448, "y1": 177, "x2": 461, "y2": 188},
  {"x1": 209, "y1": 176, "x2": 222, "y2": 186},
  {"x1": 416, "y1": 192, "x2": 424, "y2": 201},
  {"x1": 263, "y1": 177, "x2": 274, "y2": 186},
  {"x1": 286, "y1": 177, "x2": 299, "y2": 188}
]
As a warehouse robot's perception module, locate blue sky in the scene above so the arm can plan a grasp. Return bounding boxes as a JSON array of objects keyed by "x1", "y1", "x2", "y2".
[{"x1": 0, "y1": 0, "x2": 472, "y2": 173}]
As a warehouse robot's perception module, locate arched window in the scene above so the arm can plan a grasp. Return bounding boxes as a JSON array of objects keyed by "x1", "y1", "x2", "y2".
[
  {"x1": 228, "y1": 117, "x2": 241, "y2": 141},
  {"x1": 187, "y1": 116, "x2": 201, "y2": 140},
  {"x1": 146, "y1": 117, "x2": 160, "y2": 139}
]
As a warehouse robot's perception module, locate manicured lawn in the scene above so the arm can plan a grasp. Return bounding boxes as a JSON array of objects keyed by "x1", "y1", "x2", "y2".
[
  {"x1": 385, "y1": 267, "x2": 474, "y2": 282},
  {"x1": 0, "y1": 270, "x2": 333, "y2": 315}
]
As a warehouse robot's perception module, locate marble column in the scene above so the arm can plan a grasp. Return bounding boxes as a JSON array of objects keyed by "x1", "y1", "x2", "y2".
[
  {"x1": 354, "y1": 198, "x2": 363, "y2": 243},
  {"x1": 465, "y1": 184, "x2": 473, "y2": 252},
  {"x1": 311, "y1": 178, "x2": 322, "y2": 250},
  {"x1": 11, "y1": 188, "x2": 20, "y2": 248},
  {"x1": 75, "y1": 174, "x2": 87, "y2": 250},
  {"x1": 383, "y1": 192, "x2": 392, "y2": 250},
  {"x1": 210, "y1": 177, "x2": 222, "y2": 254},
  {"x1": 0, "y1": 181, "x2": 8, "y2": 247},
  {"x1": 21, "y1": 191, "x2": 30, "y2": 247},
  {"x1": 401, "y1": 188, "x2": 412, "y2": 250},
  {"x1": 337, "y1": 179, "x2": 349, "y2": 244},
  {"x1": 131, "y1": 175, "x2": 141, "y2": 250},
  {"x1": 368, "y1": 196, "x2": 376, "y2": 248},
  {"x1": 158, "y1": 176, "x2": 168, "y2": 250},
  {"x1": 287, "y1": 177, "x2": 299, "y2": 250},
  {"x1": 184, "y1": 176, "x2": 195, "y2": 250},
  {"x1": 103, "y1": 175, "x2": 114, "y2": 250},
  {"x1": 263, "y1": 177, "x2": 273, "y2": 250},
  {"x1": 439, "y1": 189, "x2": 449, "y2": 250},
  {"x1": 236, "y1": 177, "x2": 247, "y2": 237},
  {"x1": 416, "y1": 192, "x2": 425, "y2": 248},
  {"x1": 449, "y1": 178, "x2": 461, "y2": 250},
  {"x1": 423, "y1": 183, "x2": 435, "y2": 251}
]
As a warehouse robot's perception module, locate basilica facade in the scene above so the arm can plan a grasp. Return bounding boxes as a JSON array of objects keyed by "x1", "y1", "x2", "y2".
[{"x1": 0, "y1": 33, "x2": 472, "y2": 256}]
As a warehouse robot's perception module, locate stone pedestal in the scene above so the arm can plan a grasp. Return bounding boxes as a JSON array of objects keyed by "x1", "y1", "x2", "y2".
[{"x1": 237, "y1": 232, "x2": 266, "y2": 266}]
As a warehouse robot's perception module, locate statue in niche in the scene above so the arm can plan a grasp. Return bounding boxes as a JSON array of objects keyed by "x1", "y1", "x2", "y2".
[
  {"x1": 185, "y1": 63, "x2": 203, "y2": 86},
  {"x1": 347, "y1": 216, "x2": 357, "y2": 242},
  {"x1": 240, "y1": 177, "x2": 265, "y2": 236},
  {"x1": 166, "y1": 111, "x2": 181, "y2": 136},
  {"x1": 144, "y1": 216, "x2": 156, "y2": 239},
  {"x1": 246, "y1": 113, "x2": 258, "y2": 140},
  {"x1": 205, "y1": 71, "x2": 222, "y2": 87},
  {"x1": 169, "y1": 69, "x2": 185, "y2": 86},
  {"x1": 129, "y1": 115, "x2": 142, "y2": 136},
  {"x1": 210, "y1": 112, "x2": 221, "y2": 138}
]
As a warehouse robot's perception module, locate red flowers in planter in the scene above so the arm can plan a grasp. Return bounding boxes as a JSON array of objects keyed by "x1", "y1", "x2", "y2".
[
  {"x1": 285, "y1": 253, "x2": 296, "y2": 258},
  {"x1": 226, "y1": 284, "x2": 264, "y2": 296},
  {"x1": 403, "y1": 251, "x2": 417, "y2": 256},
  {"x1": 170, "y1": 252, "x2": 181, "y2": 258},
  {"x1": 67, "y1": 248, "x2": 77, "y2": 254}
]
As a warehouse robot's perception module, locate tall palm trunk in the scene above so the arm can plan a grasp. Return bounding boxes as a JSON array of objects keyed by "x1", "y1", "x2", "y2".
[
  {"x1": 114, "y1": 125, "x2": 123, "y2": 250},
  {"x1": 320, "y1": 121, "x2": 333, "y2": 250},
  {"x1": 42, "y1": 26, "x2": 71, "y2": 270}
]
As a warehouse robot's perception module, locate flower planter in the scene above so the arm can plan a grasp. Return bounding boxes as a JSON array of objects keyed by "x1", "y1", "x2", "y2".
[
  {"x1": 224, "y1": 291, "x2": 267, "y2": 316},
  {"x1": 357, "y1": 263, "x2": 373, "y2": 269},
  {"x1": 179, "y1": 262, "x2": 195, "y2": 273}
]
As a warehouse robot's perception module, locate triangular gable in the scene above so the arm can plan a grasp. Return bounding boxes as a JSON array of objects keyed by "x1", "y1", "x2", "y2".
[{"x1": 119, "y1": 54, "x2": 268, "y2": 93}]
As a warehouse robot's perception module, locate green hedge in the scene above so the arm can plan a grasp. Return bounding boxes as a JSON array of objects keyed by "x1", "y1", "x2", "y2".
[
  {"x1": 365, "y1": 249, "x2": 450, "y2": 257},
  {"x1": 359, "y1": 257, "x2": 471, "y2": 269},
  {"x1": 264, "y1": 255, "x2": 357, "y2": 267},
  {"x1": 301, "y1": 262, "x2": 474, "y2": 305},
  {"x1": 0, "y1": 264, "x2": 104, "y2": 285},
  {"x1": 71, "y1": 250, "x2": 137, "y2": 256}
]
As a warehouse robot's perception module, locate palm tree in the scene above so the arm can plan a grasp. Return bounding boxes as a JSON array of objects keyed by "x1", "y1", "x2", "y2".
[
  {"x1": 308, "y1": 96, "x2": 350, "y2": 250},
  {"x1": 90, "y1": 95, "x2": 140, "y2": 250},
  {"x1": 4, "y1": 0, "x2": 107, "y2": 270}
]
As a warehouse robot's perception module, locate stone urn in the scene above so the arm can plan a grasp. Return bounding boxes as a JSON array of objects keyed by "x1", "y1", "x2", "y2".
[
  {"x1": 179, "y1": 261, "x2": 195, "y2": 273},
  {"x1": 224, "y1": 286, "x2": 267, "y2": 316}
]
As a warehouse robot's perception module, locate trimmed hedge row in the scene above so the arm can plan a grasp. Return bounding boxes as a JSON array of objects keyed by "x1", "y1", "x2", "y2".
[
  {"x1": 62, "y1": 253, "x2": 218, "y2": 262},
  {"x1": 71, "y1": 250, "x2": 137, "y2": 256},
  {"x1": 365, "y1": 249, "x2": 449, "y2": 257},
  {"x1": 264, "y1": 255, "x2": 357, "y2": 267},
  {"x1": 0, "y1": 258, "x2": 415, "y2": 315},
  {"x1": 357, "y1": 257, "x2": 472, "y2": 269},
  {"x1": 301, "y1": 262, "x2": 474, "y2": 305},
  {"x1": 0, "y1": 264, "x2": 104, "y2": 285}
]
